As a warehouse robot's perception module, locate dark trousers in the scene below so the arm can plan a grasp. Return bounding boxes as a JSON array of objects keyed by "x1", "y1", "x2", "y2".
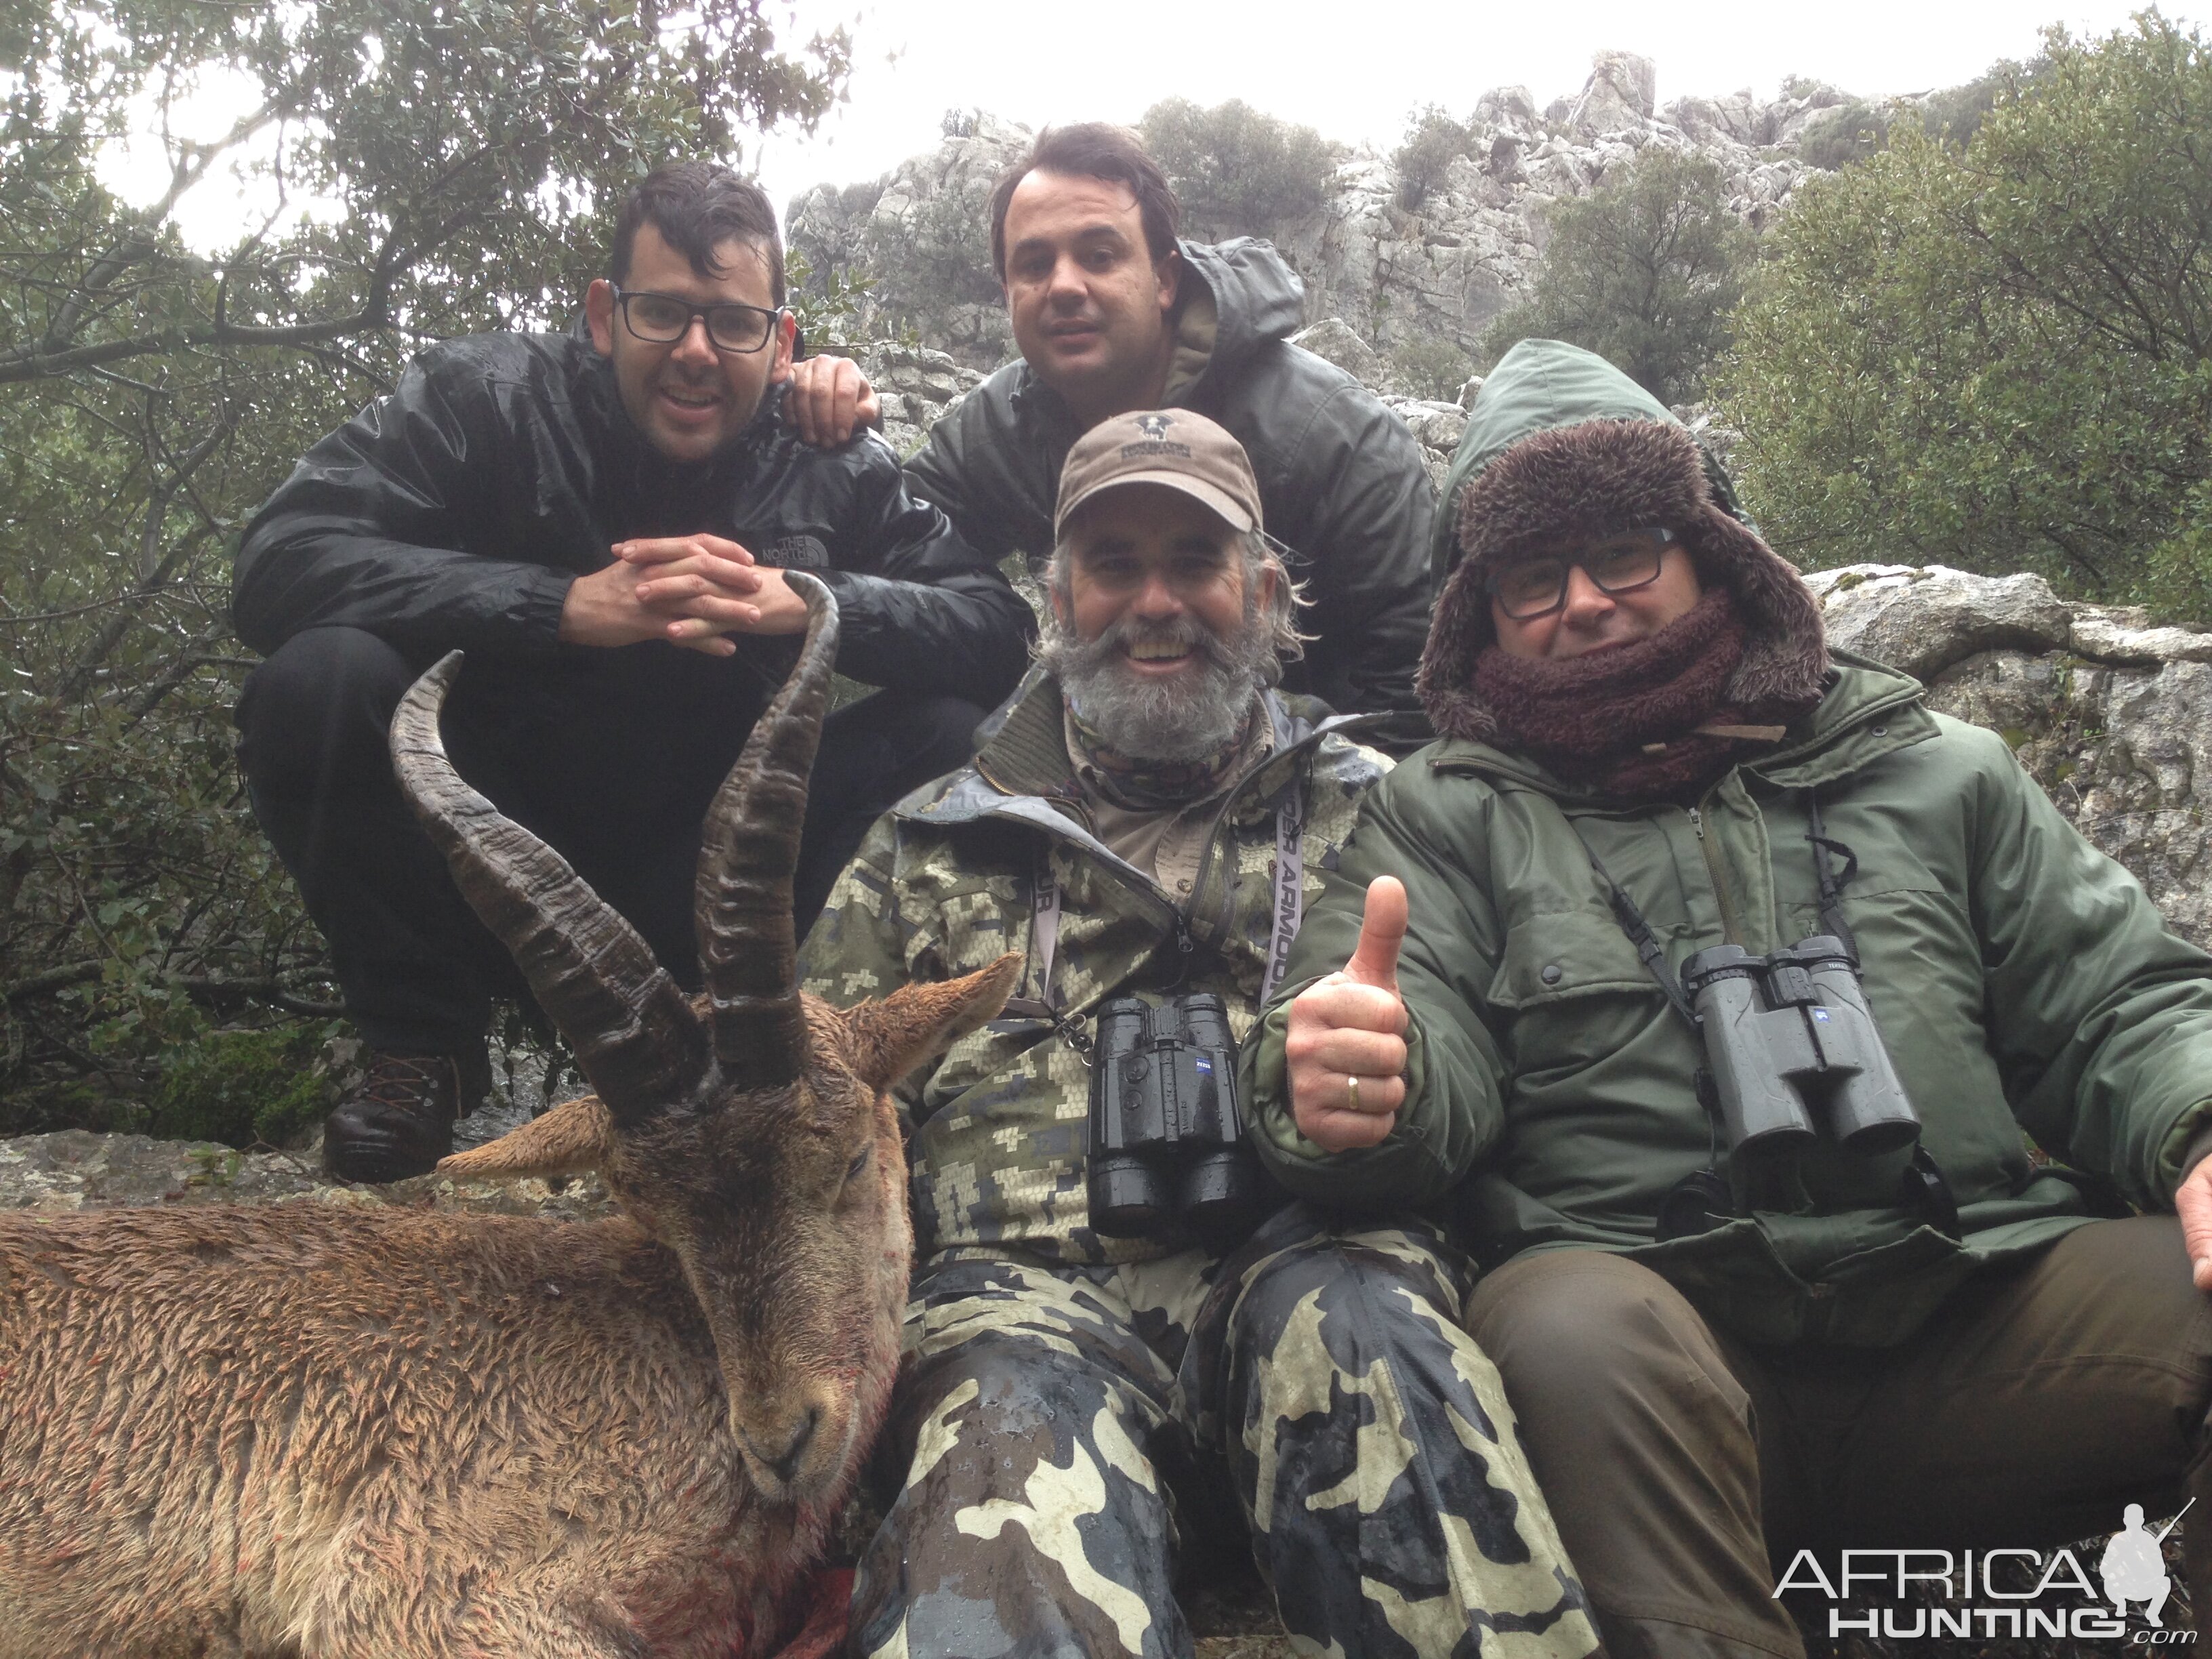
[
  {"x1": 235, "y1": 626, "x2": 985, "y2": 1054},
  {"x1": 1465, "y1": 1217, "x2": 2212, "y2": 1658}
]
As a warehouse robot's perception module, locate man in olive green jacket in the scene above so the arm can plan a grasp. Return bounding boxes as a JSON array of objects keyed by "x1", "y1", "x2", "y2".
[{"x1": 1244, "y1": 338, "x2": 2212, "y2": 1656}]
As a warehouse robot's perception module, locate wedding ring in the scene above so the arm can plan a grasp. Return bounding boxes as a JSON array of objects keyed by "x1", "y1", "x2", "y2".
[{"x1": 1347, "y1": 1073, "x2": 1361, "y2": 1112}]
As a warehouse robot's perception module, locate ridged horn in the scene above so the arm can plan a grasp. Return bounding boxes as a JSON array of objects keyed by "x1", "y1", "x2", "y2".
[
  {"x1": 695, "y1": 571, "x2": 839, "y2": 1088},
  {"x1": 390, "y1": 653, "x2": 710, "y2": 1122}
]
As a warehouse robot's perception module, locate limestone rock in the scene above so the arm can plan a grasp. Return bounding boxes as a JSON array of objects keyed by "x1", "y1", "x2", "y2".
[
  {"x1": 0, "y1": 1128, "x2": 617, "y2": 1218},
  {"x1": 1568, "y1": 50, "x2": 1658, "y2": 140},
  {"x1": 1805, "y1": 565, "x2": 2073, "y2": 682},
  {"x1": 1378, "y1": 396, "x2": 1471, "y2": 489},
  {"x1": 787, "y1": 54, "x2": 1829, "y2": 373},
  {"x1": 1287, "y1": 317, "x2": 1384, "y2": 386},
  {"x1": 786, "y1": 113, "x2": 1033, "y2": 371},
  {"x1": 1810, "y1": 563, "x2": 2212, "y2": 951},
  {"x1": 851, "y1": 340, "x2": 986, "y2": 458}
]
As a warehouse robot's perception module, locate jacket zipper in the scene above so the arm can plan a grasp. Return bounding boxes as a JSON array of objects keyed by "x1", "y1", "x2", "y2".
[{"x1": 1688, "y1": 805, "x2": 1748, "y2": 946}]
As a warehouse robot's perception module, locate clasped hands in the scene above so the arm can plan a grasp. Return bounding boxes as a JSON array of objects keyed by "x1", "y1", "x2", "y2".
[
  {"x1": 1286, "y1": 876, "x2": 1412, "y2": 1153},
  {"x1": 558, "y1": 534, "x2": 811, "y2": 656}
]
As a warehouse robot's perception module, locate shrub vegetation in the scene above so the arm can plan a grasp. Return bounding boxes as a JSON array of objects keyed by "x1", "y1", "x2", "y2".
[
  {"x1": 1139, "y1": 98, "x2": 1338, "y2": 243},
  {"x1": 1720, "y1": 14, "x2": 2212, "y2": 619},
  {"x1": 1480, "y1": 146, "x2": 1755, "y2": 405}
]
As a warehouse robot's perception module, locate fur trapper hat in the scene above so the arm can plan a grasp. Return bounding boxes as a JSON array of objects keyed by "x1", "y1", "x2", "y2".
[{"x1": 1416, "y1": 417, "x2": 1829, "y2": 745}]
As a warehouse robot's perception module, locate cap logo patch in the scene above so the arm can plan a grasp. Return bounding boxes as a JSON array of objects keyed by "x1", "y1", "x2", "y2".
[{"x1": 1134, "y1": 413, "x2": 1174, "y2": 438}]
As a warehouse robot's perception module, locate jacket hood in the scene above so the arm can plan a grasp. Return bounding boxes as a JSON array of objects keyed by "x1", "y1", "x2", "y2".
[
  {"x1": 1174, "y1": 238, "x2": 1304, "y2": 382},
  {"x1": 1416, "y1": 339, "x2": 1828, "y2": 748},
  {"x1": 1426, "y1": 337, "x2": 1750, "y2": 585}
]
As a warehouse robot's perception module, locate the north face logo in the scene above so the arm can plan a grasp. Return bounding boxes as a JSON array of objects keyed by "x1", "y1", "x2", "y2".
[{"x1": 1134, "y1": 413, "x2": 1174, "y2": 439}]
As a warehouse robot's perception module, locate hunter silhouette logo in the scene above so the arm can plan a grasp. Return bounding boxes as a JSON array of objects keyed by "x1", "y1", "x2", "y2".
[
  {"x1": 2102, "y1": 1499, "x2": 2189, "y2": 1628},
  {"x1": 1134, "y1": 413, "x2": 1174, "y2": 438}
]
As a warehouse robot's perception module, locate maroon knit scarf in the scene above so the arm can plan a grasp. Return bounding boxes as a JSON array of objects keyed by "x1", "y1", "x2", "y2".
[{"x1": 1472, "y1": 589, "x2": 1819, "y2": 800}]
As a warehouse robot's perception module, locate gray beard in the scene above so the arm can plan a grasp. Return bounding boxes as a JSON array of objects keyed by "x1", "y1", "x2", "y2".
[{"x1": 1038, "y1": 600, "x2": 1272, "y2": 763}]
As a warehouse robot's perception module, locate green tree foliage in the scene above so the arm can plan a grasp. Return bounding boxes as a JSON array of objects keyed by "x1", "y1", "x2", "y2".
[
  {"x1": 1797, "y1": 61, "x2": 2042, "y2": 171},
  {"x1": 0, "y1": 0, "x2": 848, "y2": 1135},
  {"x1": 1798, "y1": 100, "x2": 1894, "y2": 171},
  {"x1": 1719, "y1": 14, "x2": 2212, "y2": 619},
  {"x1": 1138, "y1": 98, "x2": 1338, "y2": 241},
  {"x1": 1391, "y1": 106, "x2": 1477, "y2": 211},
  {"x1": 1480, "y1": 146, "x2": 1755, "y2": 405}
]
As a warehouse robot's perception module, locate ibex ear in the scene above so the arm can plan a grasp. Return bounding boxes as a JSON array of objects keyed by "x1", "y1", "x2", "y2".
[
  {"x1": 436, "y1": 1095, "x2": 615, "y2": 1180},
  {"x1": 842, "y1": 952, "x2": 1022, "y2": 1092}
]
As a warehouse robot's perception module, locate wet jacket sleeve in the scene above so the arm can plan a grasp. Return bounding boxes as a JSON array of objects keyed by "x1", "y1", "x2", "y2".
[
  {"x1": 1277, "y1": 384, "x2": 1435, "y2": 728},
  {"x1": 232, "y1": 353, "x2": 573, "y2": 658},
  {"x1": 1242, "y1": 777, "x2": 1509, "y2": 1210},
  {"x1": 1963, "y1": 727, "x2": 2212, "y2": 1206},
  {"x1": 817, "y1": 438, "x2": 1034, "y2": 705},
  {"x1": 901, "y1": 392, "x2": 1023, "y2": 564}
]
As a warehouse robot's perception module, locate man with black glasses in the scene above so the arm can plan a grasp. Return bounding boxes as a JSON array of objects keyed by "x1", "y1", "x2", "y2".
[{"x1": 233, "y1": 162, "x2": 1031, "y2": 1183}]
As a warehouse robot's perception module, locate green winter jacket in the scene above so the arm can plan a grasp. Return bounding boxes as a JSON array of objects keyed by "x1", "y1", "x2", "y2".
[
  {"x1": 1246, "y1": 340, "x2": 2212, "y2": 1347},
  {"x1": 800, "y1": 666, "x2": 1391, "y2": 1265}
]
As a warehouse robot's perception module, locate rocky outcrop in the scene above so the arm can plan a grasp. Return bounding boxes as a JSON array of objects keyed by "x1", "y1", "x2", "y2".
[
  {"x1": 0, "y1": 1128, "x2": 617, "y2": 1216},
  {"x1": 787, "y1": 53, "x2": 1843, "y2": 377},
  {"x1": 1809, "y1": 565, "x2": 2212, "y2": 950}
]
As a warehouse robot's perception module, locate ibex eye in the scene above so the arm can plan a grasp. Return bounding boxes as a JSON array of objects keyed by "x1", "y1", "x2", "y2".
[{"x1": 846, "y1": 1145, "x2": 872, "y2": 1183}]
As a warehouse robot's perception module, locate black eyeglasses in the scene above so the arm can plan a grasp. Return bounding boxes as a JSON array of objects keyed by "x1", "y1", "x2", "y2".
[
  {"x1": 1489, "y1": 527, "x2": 1676, "y2": 620},
  {"x1": 610, "y1": 287, "x2": 783, "y2": 354}
]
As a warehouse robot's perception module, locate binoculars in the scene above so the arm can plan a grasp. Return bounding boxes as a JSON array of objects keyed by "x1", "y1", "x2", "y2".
[
  {"x1": 1087, "y1": 994, "x2": 1266, "y2": 1241},
  {"x1": 1679, "y1": 935, "x2": 1921, "y2": 1158}
]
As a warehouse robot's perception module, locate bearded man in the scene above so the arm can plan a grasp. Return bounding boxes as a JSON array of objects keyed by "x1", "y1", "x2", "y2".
[
  {"x1": 799, "y1": 409, "x2": 1597, "y2": 1659},
  {"x1": 1245, "y1": 338, "x2": 2212, "y2": 1656}
]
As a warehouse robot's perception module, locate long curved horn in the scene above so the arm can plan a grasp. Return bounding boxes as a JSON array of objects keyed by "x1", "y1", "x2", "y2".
[
  {"x1": 391, "y1": 653, "x2": 710, "y2": 1122},
  {"x1": 695, "y1": 571, "x2": 839, "y2": 1088}
]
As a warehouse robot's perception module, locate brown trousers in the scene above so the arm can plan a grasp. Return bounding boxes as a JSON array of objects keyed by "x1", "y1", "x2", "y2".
[{"x1": 1465, "y1": 1217, "x2": 2212, "y2": 1659}]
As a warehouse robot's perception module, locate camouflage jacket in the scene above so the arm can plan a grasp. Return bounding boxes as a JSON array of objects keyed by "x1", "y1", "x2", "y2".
[{"x1": 800, "y1": 667, "x2": 1391, "y2": 1265}]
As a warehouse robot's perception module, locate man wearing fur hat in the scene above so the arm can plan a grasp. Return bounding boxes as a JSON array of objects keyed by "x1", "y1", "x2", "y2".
[
  {"x1": 1242, "y1": 338, "x2": 2212, "y2": 1654},
  {"x1": 802, "y1": 406, "x2": 1599, "y2": 1659}
]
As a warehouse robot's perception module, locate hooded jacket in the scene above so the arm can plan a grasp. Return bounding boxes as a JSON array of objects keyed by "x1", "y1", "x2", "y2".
[
  {"x1": 233, "y1": 328, "x2": 1033, "y2": 708},
  {"x1": 901, "y1": 239, "x2": 1435, "y2": 739},
  {"x1": 798, "y1": 665, "x2": 1389, "y2": 1265},
  {"x1": 1243, "y1": 340, "x2": 2212, "y2": 1347}
]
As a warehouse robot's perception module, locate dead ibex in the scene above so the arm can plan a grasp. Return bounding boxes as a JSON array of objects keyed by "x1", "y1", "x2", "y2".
[{"x1": 0, "y1": 574, "x2": 1019, "y2": 1658}]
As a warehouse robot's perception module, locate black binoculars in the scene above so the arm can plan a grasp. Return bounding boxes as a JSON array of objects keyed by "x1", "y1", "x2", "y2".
[
  {"x1": 1087, "y1": 994, "x2": 1266, "y2": 1241},
  {"x1": 1679, "y1": 935, "x2": 1921, "y2": 1158}
]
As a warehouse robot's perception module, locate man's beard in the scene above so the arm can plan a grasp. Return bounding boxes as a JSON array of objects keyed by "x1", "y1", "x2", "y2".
[{"x1": 1038, "y1": 595, "x2": 1273, "y2": 764}]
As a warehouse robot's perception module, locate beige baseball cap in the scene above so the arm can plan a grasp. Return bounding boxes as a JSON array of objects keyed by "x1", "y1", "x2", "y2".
[{"x1": 1053, "y1": 409, "x2": 1263, "y2": 539}]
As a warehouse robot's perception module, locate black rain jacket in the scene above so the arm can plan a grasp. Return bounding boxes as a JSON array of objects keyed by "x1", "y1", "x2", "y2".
[
  {"x1": 901, "y1": 239, "x2": 1434, "y2": 743},
  {"x1": 234, "y1": 329, "x2": 1034, "y2": 706}
]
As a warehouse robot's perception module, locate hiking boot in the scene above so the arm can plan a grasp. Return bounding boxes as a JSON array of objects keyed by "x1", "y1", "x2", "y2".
[{"x1": 322, "y1": 1047, "x2": 488, "y2": 1183}]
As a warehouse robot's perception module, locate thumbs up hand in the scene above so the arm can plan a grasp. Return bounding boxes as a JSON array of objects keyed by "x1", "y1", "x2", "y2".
[{"x1": 1285, "y1": 877, "x2": 1412, "y2": 1153}]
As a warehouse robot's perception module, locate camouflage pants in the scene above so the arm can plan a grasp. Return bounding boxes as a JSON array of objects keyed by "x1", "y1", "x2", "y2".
[{"x1": 851, "y1": 1206, "x2": 1598, "y2": 1659}]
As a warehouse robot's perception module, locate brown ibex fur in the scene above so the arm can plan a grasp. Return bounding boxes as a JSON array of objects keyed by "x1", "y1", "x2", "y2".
[{"x1": 0, "y1": 577, "x2": 1016, "y2": 1656}]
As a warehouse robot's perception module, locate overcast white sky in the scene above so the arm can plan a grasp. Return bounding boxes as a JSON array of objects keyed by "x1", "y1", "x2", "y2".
[
  {"x1": 108, "y1": 0, "x2": 2205, "y2": 249},
  {"x1": 747, "y1": 0, "x2": 2203, "y2": 213}
]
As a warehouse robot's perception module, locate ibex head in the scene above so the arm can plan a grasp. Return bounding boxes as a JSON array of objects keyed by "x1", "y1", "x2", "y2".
[{"x1": 390, "y1": 574, "x2": 1016, "y2": 1504}]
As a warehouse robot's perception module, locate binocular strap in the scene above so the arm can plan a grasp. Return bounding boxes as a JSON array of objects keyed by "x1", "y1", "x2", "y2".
[
  {"x1": 1568, "y1": 792, "x2": 1961, "y2": 1242},
  {"x1": 1023, "y1": 787, "x2": 1308, "y2": 1021}
]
